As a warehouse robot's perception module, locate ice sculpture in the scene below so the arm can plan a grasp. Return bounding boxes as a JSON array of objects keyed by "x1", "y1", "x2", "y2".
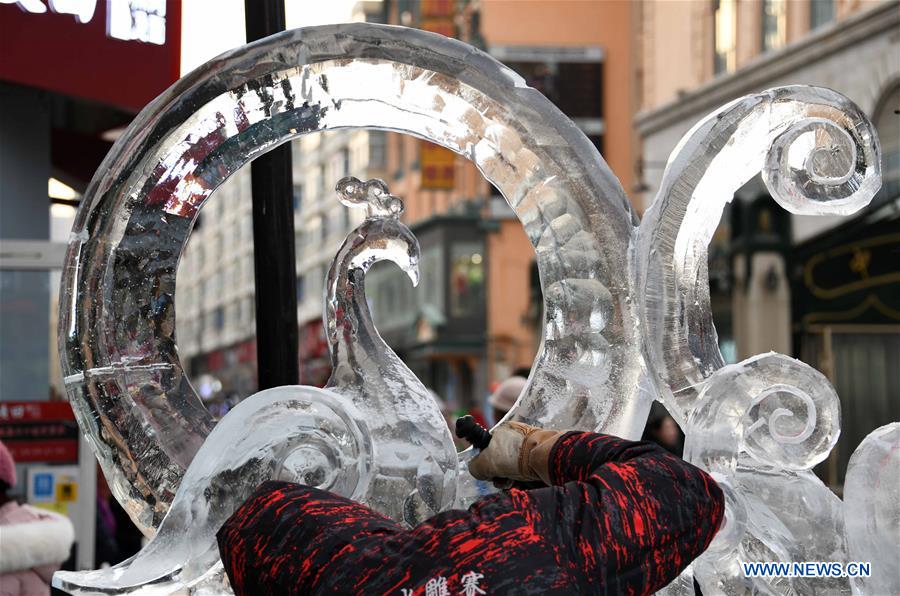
[
  {"x1": 55, "y1": 179, "x2": 455, "y2": 594},
  {"x1": 53, "y1": 386, "x2": 372, "y2": 594},
  {"x1": 843, "y1": 423, "x2": 900, "y2": 595},
  {"x1": 634, "y1": 87, "x2": 884, "y2": 595},
  {"x1": 634, "y1": 86, "x2": 880, "y2": 424},
  {"x1": 55, "y1": 20, "x2": 894, "y2": 596},
  {"x1": 58, "y1": 23, "x2": 647, "y2": 538},
  {"x1": 325, "y1": 176, "x2": 458, "y2": 524}
]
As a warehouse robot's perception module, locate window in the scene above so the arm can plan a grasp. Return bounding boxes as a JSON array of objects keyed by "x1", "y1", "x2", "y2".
[
  {"x1": 214, "y1": 306, "x2": 225, "y2": 330},
  {"x1": 810, "y1": 0, "x2": 834, "y2": 30},
  {"x1": 874, "y1": 84, "x2": 900, "y2": 201},
  {"x1": 449, "y1": 242, "x2": 485, "y2": 318},
  {"x1": 421, "y1": 245, "x2": 444, "y2": 313},
  {"x1": 369, "y1": 131, "x2": 387, "y2": 169},
  {"x1": 241, "y1": 218, "x2": 252, "y2": 244},
  {"x1": 296, "y1": 274, "x2": 305, "y2": 303},
  {"x1": 319, "y1": 163, "x2": 327, "y2": 196},
  {"x1": 208, "y1": 233, "x2": 219, "y2": 259},
  {"x1": 761, "y1": 0, "x2": 786, "y2": 53},
  {"x1": 243, "y1": 297, "x2": 254, "y2": 325},
  {"x1": 508, "y1": 59, "x2": 603, "y2": 119},
  {"x1": 293, "y1": 185, "x2": 304, "y2": 211},
  {"x1": 505, "y1": 61, "x2": 603, "y2": 120},
  {"x1": 341, "y1": 148, "x2": 350, "y2": 177},
  {"x1": 295, "y1": 230, "x2": 305, "y2": 259},
  {"x1": 180, "y1": 320, "x2": 192, "y2": 342},
  {"x1": 244, "y1": 255, "x2": 253, "y2": 284},
  {"x1": 321, "y1": 213, "x2": 330, "y2": 240},
  {"x1": 305, "y1": 218, "x2": 319, "y2": 246},
  {"x1": 714, "y1": 0, "x2": 737, "y2": 74},
  {"x1": 315, "y1": 265, "x2": 327, "y2": 297},
  {"x1": 504, "y1": 52, "x2": 603, "y2": 142},
  {"x1": 394, "y1": 136, "x2": 406, "y2": 180}
]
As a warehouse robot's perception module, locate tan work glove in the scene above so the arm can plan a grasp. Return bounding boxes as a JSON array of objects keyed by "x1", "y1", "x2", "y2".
[{"x1": 467, "y1": 422, "x2": 566, "y2": 486}]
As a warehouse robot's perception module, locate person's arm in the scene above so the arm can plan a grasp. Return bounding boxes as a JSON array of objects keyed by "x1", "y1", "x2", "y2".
[
  {"x1": 471, "y1": 427, "x2": 724, "y2": 594},
  {"x1": 217, "y1": 427, "x2": 723, "y2": 595},
  {"x1": 217, "y1": 481, "x2": 405, "y2": 595}
]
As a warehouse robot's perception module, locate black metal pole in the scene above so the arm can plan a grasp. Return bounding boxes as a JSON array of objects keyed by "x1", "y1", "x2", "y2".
[{"x1": 245, "y1": 0, "x2": 299, "y2": 389}]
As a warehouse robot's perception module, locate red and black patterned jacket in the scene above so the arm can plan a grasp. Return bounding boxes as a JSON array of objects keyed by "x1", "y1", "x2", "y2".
[{"x1": 217, "y1": 432, "x2": 724, "y2": 595}]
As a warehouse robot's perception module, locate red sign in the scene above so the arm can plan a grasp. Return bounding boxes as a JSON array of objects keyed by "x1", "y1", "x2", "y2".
[
  {"x1": 0, "y1": 0, "x2": 181, "y2": 112},
  {"x1": 299, "y1": 320, "x2": 330, "y2": 387},
  {"x1": 0, "y1": 401, "x2": 79, "y2": 463},
  {"x1": 203, "y1": 339, "x2": 257, "y2": 372},
  {"x1": 299, "y1": 319, "x2": 328, "y2": 359},
  {"x1": 236, "y1": 339, "x2": 256, "y2": 364}
]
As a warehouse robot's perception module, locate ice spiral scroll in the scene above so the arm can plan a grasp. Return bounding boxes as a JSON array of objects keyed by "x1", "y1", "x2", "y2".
[
  {"x1": 634, "y1": 86, "x2": 880, "y2": 423},
  {"x1": 635, "y1": 87, "x2": 886, "y2": 595}
]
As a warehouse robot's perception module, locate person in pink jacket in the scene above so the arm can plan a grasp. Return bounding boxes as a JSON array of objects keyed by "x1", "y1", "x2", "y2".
[{"x1": 0, "y1": 441, "x2": 74, "y2": 596}]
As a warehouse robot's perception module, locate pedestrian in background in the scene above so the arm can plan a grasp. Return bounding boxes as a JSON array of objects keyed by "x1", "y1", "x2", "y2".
[
  {"x1": 489, "y1": 376, "x2": 527, "y2": 425},
  {"x1": 0, "y1": 441, "x2": 74, "y2": 596},
  {"x1": 642, "y1": 402, "x2": 685, "y2": 457}
]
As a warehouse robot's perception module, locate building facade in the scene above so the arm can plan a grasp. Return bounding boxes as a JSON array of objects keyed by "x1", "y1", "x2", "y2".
[
  {"x1": 635, "y1": 0, "x2": 900, "y2": 485},
  {"x1": 176, "y1": 2, "x2": 386, "y2": 392},
  {"x1": 293, "y1": 127, "x2": 388, "y2": 386},
  {"x1": 174, "y1": 124, "x2": 386, "y2": 394},
  {"x1": 175, "y1": 169, "x2": 258, "y2": 395}
]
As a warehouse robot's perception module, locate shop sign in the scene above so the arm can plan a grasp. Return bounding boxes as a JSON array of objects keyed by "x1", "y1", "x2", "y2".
[
  {"x1": 0, "y1": 401, "x2": 79, "y2": 463},
  {"x1": 0, "y1": 0, "x2": 180, "y2": 112},
  {"x1": 2, "y1": 0, "x2": 165, "y2": 43},
  {"x1": 417, "y1": 3, "x2": 457, "y2": 191}
]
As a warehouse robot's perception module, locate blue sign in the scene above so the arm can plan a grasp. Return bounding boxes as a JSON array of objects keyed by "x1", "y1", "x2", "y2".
[{"x1": 33, "y1": 473, "x2": 53, "y2": 498}]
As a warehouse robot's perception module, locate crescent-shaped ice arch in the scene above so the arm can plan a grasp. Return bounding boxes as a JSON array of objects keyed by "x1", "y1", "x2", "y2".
[{"x1": 59, "y1": 23, "x2": 649, "y2": 535}]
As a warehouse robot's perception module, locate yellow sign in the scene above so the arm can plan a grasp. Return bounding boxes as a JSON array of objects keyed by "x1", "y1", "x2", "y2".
[
  {"x1": 57, "y1": 481, "x2": 78, "y2": 502},
  {"x1": 420, "y1": 142, "x2": 456, "y2": 190}
]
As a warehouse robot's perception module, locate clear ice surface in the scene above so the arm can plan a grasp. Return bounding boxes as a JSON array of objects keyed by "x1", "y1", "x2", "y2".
[
  {"x1": 55, "y1": 21, "x2": 893, "y2": 596},
  {"x1": 325, "y1": 177, "x2": 458, "y2": 524},
  {"x1": 54, "y1": 385, "x2": 373, "y2": 594},
  {"x1": 634, "y1": 86, "x2": 880, "y2": 424},
  {"x1": 843, "y1": 423, "x2": 900, "y2": 596}
]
